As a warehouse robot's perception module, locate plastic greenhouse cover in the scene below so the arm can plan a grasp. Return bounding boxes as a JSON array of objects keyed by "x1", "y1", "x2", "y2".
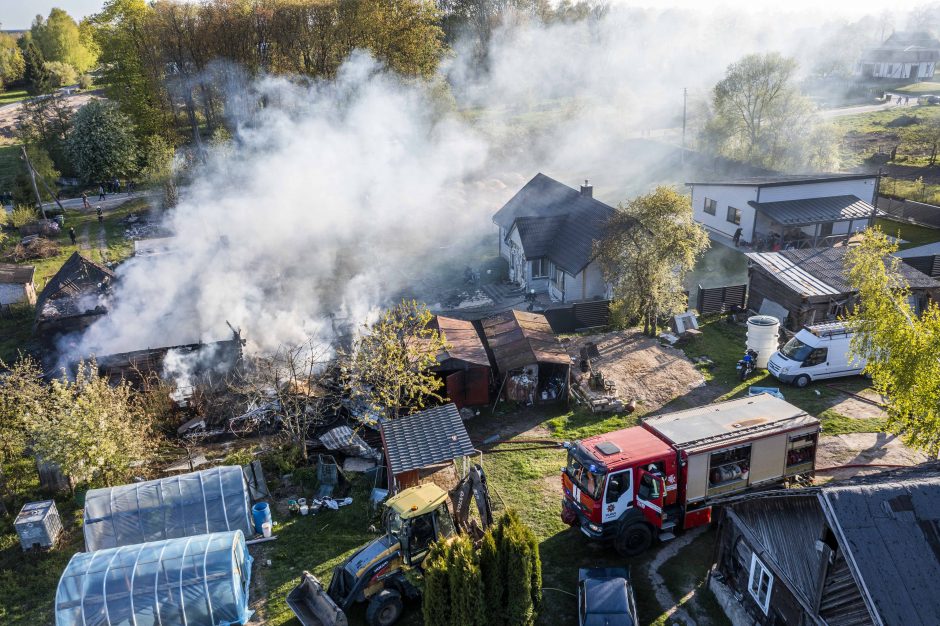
[
  {"x1": 55, "y1": 530, "x2": 253, "y2": 626},
  {"x1": 83, "y1": 466, "x2": 253, "y2": 552}
]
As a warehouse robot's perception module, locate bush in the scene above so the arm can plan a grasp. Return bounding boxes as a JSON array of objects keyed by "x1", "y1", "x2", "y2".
[
  {"x1": 492, "y1": 511, "x2": 541, "y2": 625},
  {"x1": 78, "y1": 73, "x2": 93, "y2": 90},
  {"x1": 45, "y1": 61, "x2": 79, "y2": 88},
  {"x1": 261, "y1": 444, "x2": 302, "y2": 476},
  {"x1": 422, "y1": 542, "x2": 452, "y2": 626},
  {"x1": 8, "y1": 206, "x2": 37, "y2": 229},
  {"x1": 223, "y1": 448, "x2": 254, "y2": 467}
]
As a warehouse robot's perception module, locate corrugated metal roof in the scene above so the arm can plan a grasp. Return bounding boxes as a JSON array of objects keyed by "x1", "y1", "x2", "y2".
[
  {"x1": 642, "y1": 394, "x2": 818, "y2": 452},
  {"x1": 0, "y1": 263, "x2": 35, "y2": 285},
  {"x1": 749, "y1": 195, "x2": 874, "y2": 226},
  {"x1": 729, "y1": 494, "x2": 825, "y2": 610},
  {"x1": 493, "y1": 173, "x2": 620, "y2": 273},
  {"x1": 820, "y1": 466, "x2": 940, "y2": 626},
  {"x1": 430, "y1": 316, "x2": 490, "y2": 368},
  {"x1": 746, "y1": 247, "x2": 940, "y2": 297},
  {"x1": 480, "y1": 310, "x2": 569, "y2": 374},
  {"x1": 380, "y1": 403, "x2": 475, "y2": 475},
  {"x1": 894, "y1": 241, "x2": 940, "y2": 259}
]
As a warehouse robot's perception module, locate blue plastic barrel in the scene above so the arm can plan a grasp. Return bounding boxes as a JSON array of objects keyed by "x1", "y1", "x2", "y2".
[{"x1": 251, "y1": 502, "x2": 271, "y2": 534}]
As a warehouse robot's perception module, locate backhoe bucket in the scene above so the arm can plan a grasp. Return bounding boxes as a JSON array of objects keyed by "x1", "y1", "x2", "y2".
[{"x1": 286, "y1": 571, "x2": 349, "y2": 626}]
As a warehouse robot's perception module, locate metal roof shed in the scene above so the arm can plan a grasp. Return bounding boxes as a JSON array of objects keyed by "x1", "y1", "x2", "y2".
[
  {"x1": 428, "y1": 316, "x2": 491, "y2": 409},
  {"x1": 380, "y1": 403, "x2": 476, "y2": 492},
  {"x1": 82, "y1": 465, "x2": 253, "y2": 552},
  {"x1": 55, "y1": 530, "x2": 253, "y2": 626},
  {"x1": 480, "y1": 310, "x2": 569, "y2": 374}
]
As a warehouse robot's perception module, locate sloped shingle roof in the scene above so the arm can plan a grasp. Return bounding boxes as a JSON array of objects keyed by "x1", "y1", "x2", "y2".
[
  {"x1": 749, "y1": 195, "x2": 874, "y2": 226},
  {"x1": 480, "y1": 310, "x2": 569, "y2": 374},
  {"x1": 746, "y1": 246, "x2": 940, "y2": 296},
  {"x1": 380, "y1": 403, "x2": 475, "y2": 475},
  {"x1": 494, "y1": 173, "x2": 619, "y2": 274}
]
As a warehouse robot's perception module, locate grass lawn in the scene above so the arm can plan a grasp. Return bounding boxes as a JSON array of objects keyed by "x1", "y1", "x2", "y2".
[
  {"x1": 895, "y1": 82, "x2": 940, "y2": 94},
  {"x1": 658, "y1": 529, "x2": 730, "y2": 626},
  {"x1": 0, "y1": 143, "x2": 20, "y2": 192},
  {"x1": 0, "y1": 90, "x2": 28, "y2": 106},
  {"x1": 874, "y1": 216, "x2": 940, "y2": 248}
]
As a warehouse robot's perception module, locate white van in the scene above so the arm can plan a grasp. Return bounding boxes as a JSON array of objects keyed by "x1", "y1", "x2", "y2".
[{"x1": 767, "y1": 322, "x2": 866, "y2": 388}]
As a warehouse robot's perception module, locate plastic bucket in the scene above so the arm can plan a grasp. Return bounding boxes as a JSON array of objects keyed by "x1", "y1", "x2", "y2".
[
  {"x1": 252, "y1": 502, "x2": 272, "y2": 534},
  {"x1": 300, "y1": 505, "x2": 309, "y2": 516},
  {"x1": 261, "y1": 522, "x2": 272, "y2": 538}
]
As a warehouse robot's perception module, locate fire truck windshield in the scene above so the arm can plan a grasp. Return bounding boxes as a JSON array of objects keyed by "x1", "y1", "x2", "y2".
[{"x1": 566, "y1": 449, "x2": 605, "y2": 500}]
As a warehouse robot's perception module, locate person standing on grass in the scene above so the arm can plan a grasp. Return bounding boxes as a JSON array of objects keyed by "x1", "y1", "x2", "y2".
[
  {"x1": 68, "y1": 227, "x2": 76, "y2": 245},
  {"x1": 81, "y1": 192, "x2": 91, "y2": 209},
  {"x1": 98, "y1": 185, "x2": 106, "y2": 201},
  {"x1": 96, "y1": 206, "x2": 103, "y2": 223}
]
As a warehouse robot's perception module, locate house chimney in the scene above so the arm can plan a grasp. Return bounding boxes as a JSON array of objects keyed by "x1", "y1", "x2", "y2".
[{"x1": 580, "y1": 179, "x2": 593, "y2": 198}]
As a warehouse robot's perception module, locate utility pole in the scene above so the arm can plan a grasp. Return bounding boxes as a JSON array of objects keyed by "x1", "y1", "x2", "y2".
[
  {"x1": 681, "y1": 87, "x2": 687, "y2": 166},
  {"x1": 21, "y1": 146, "x2": 47, "y2": 220}
]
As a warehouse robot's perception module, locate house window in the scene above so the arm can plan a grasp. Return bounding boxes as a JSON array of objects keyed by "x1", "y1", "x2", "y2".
[
  {"x1": 748, "y1": 553, "x2": 774, "y2": 615},
  {"x1": 703, "y1": 198, "x2": 717, "y2": 215},
  {"x1": 819, "y1": 222, "x2": 834, "y2": 237},
  {"x1": 531, "y1": 258, "x2": 548, "y2": 278},
  {"x1": 726, "y1": 206, "x2": 741, "y2": 225}
]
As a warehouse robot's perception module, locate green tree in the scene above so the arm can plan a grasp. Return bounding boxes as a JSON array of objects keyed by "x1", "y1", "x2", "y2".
[
  {"x1": 138, "y1": 133, "x2": 177, "y2": 205},
  {"x1": 448, "y1": 535, "x2": 485, "y2": 626},
  {"x1": 596, "y1": 187, "x2": 710, "y2": 336},
  {"x1": 422, "y1": 541, "x2": 453, "y2": 625},
  {"x1": 479, "y1": 530, "x2": 504, "y2": 626},
  {"x1": 845, "y1": 229, "x2": 940, "y2": 453},
  {"x1": 347, "y1": 299, "x2": 446, "y2": 421},
  {"x1": 66, "y1": 99, "x2": 139, "y2": 184},
  {"x1": 12, "y1": 145, "x2": 60, "y2": 206},
  {"x1": 45, "y1": 60, "x2": 79, "y2": 88},
  {"x1": 25, "y1": 361, "x2": 155, "y2": 488},
  {"x1": 0, "y1": 357, "x2": 47, "y2": 515},
  {"x1": 31, "y1": 8, "x2": 98, "y2": 73},
  {"x1": 21, "y1": 40, "x2": 51, "y2": 95},
  {"x1": 702, "y1": 52, "x2": 837, "y2": 171},
  {"x1": 0, "y1": 32, "x2": 25, "y2": 90},
  {"x1": 493, "y1": 510, "x2": 541, "y2": 625}
]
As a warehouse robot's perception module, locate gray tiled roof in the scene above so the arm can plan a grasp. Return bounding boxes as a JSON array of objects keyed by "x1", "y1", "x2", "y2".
[
  {"x1": 746, "y1": 246, "x2": 940, "y2": 296},
  {"x1": 493, "y1": 173, "x2": 619, "y2": 274},
  {"x1": 820, "y1": 465, "x2": 940, "y2": 626},
  {"x1": 380, "y1": 403, "x2": 475, "y2": 475},
  {"x1": 748, "y1": 195, "x2": 874, "y2": 226}
]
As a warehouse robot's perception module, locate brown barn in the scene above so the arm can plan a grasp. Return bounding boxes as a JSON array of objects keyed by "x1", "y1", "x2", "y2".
[
  {"x1": 480, "y1": 309, "x2": 570, "y2": 404},
  {"x1": 745, "y1": 246, "x2": 940, "y2": 330},
  {"x1": 428, "y1": 315, "x2": 491, "y2": 409}
]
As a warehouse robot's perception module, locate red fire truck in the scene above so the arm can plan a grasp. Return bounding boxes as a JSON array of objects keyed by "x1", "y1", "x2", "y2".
[{"x1": 561, "y1": 394, "x2": 820, "y2": 555}]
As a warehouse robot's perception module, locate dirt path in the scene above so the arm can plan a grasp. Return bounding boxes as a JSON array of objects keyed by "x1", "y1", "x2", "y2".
[
  {"x1": 647, "y1": 528, "x2": 705, "y2": 626},
  {"x1": 816, "y1": 433, "x2": 929, "y2": 481},
  {"x1": 79, "y1": 224, "x2": 91, "y2": 250}
]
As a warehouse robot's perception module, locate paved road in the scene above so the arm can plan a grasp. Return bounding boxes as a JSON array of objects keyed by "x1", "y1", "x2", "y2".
[{"x1": 821, "y1": 92, "x2": 922, "y2": 119}]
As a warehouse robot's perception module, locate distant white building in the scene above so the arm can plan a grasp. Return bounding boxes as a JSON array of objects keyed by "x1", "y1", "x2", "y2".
[
  {"x1": 856, "y1": 31, "x2": 940, "y2": 80},
  {"x1": 686, "y1": 174, "x2": 879, "y2": 249}
]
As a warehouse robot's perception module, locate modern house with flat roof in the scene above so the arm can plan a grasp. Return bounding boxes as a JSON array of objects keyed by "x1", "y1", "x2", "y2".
[{"x1": 687, "y1": 174, "x2": 879, "y2": 249}]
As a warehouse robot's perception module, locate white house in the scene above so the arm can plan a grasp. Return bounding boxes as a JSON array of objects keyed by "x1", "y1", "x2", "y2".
[
  {"x1": 856, "y1": 31, "x2": 940, "y2": 80},
  {"x1": 0, "y1": 264, "x2": 36, "y2": 306},
  {"x1": 686, "y1": 174, "x2": 879, "y2": 249},
  {"x1": 493, "y1": 173, "x2": 614, "y2": 302}
]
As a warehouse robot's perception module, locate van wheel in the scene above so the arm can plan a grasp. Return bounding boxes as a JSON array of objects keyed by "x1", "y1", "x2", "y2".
[
  {"x1": 793, "y1": 374, "x2": 810, "y2": 388},
  {"x1": 615, "y1": 523, "x2": 652, "y2": 557},
  {"x1": 367, "y1": 589, "x2": 403, "y2": 626}
]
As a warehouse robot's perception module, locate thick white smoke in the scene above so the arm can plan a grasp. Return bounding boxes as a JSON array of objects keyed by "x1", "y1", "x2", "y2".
[{"x1": 74, "y1": 5, "x2": 895, "y2": 357}]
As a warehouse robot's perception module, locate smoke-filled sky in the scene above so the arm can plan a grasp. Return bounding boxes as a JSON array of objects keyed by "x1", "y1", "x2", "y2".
[{"x1": 71, "y1": 3, "x2": 938, "y2": 358}]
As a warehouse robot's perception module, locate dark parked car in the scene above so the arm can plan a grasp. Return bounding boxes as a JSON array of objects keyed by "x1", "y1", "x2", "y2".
[
  {"x1": 578, "y1": 567, "x2": 639, "y2": 626},
  {"x1": 918, "y1": 94, "x2": 940, "y2": 105}
]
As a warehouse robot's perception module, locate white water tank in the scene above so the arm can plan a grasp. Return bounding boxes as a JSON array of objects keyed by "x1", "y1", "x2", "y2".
[{"x1": 746, "y1": 315, "x2": 780, "y2": 369}]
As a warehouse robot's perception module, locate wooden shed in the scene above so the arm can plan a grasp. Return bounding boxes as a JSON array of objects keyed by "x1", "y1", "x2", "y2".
[
  {"x1": 428, "y1": 315, "x2": 491, "y2": 409},
  {"x1": 745, "y1": 246, "x2": 940, "y2": 330},
  {"x1": 480, "y1": 309, "x2": 570, "y2": 404}
]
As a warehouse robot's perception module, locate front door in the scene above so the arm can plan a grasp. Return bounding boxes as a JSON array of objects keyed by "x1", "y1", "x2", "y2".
[
  {"x1": 636, "y1": 469, "x2": 665, "y2": 528},
  {"x1": 602, "y1": 469, "x2": 633, "y2": 523}
]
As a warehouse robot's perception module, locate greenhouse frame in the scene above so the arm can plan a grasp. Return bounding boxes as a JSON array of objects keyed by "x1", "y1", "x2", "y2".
[
  {"x1": 55, "y1": 530, "x2": 253, "y2": 626},
  {"x1": 83, "y1": 466, "x2": 253, "y2": 552}
]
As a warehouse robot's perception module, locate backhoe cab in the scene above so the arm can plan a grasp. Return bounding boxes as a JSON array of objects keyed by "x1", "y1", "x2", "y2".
[{"x1": 288, "y1": 466, "x2": 492, "y2": 626}]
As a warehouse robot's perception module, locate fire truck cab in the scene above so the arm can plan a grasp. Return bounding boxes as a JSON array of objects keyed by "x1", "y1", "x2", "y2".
[{"x1": 561, "y1": 426, "x2": 682, "y2": 556}]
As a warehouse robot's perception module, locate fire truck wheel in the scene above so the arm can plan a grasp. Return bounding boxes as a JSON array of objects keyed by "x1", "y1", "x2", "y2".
[
  {"x1": 615, "y1": 523, "x2": 652, "y2": 556},
  {"x1": 367, "y1": 589, "x2": 403, "y2": 626}
]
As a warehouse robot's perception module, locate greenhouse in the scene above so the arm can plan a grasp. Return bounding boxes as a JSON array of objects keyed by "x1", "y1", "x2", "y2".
[
  {"x1": 55, "y1": 530, "x2": 253, "y2": 626},
  {"x1": 83, "y1": 466, "x2": 253, "y2": 551}
]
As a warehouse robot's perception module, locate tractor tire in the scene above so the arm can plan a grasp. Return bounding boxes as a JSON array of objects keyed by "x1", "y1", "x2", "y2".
[
  {"x1": 615, "y1": 523, "x2": 653, "y2": 557},
  {"x1": 367, "y1": 589, "x2": 404, "y2": 626},
  {"x1": 793, "y1": 374, "x2": 810, "y2": 388}
]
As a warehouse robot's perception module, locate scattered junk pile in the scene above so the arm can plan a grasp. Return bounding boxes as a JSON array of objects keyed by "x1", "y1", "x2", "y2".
[
  {"x1": 5, "y1": 235, "x2": 59, "y2": 262},
  {"x1": 47, "y1": 465, "x2": 265, "y2": 626},
  {"x1": 569, "y1": 340, "x2": 629, "y2": 414},
  {"x1": 35, "y1": 252, "x2": 115, "y2": 354},
  {"x1": 481, "y1": 310, "x2": 570, "y2": 406}
]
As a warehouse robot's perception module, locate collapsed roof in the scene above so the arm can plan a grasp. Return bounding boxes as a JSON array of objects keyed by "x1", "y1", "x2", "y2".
[{"x1": 36, "y1": 252, "x2": 115, "y2": 323}]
